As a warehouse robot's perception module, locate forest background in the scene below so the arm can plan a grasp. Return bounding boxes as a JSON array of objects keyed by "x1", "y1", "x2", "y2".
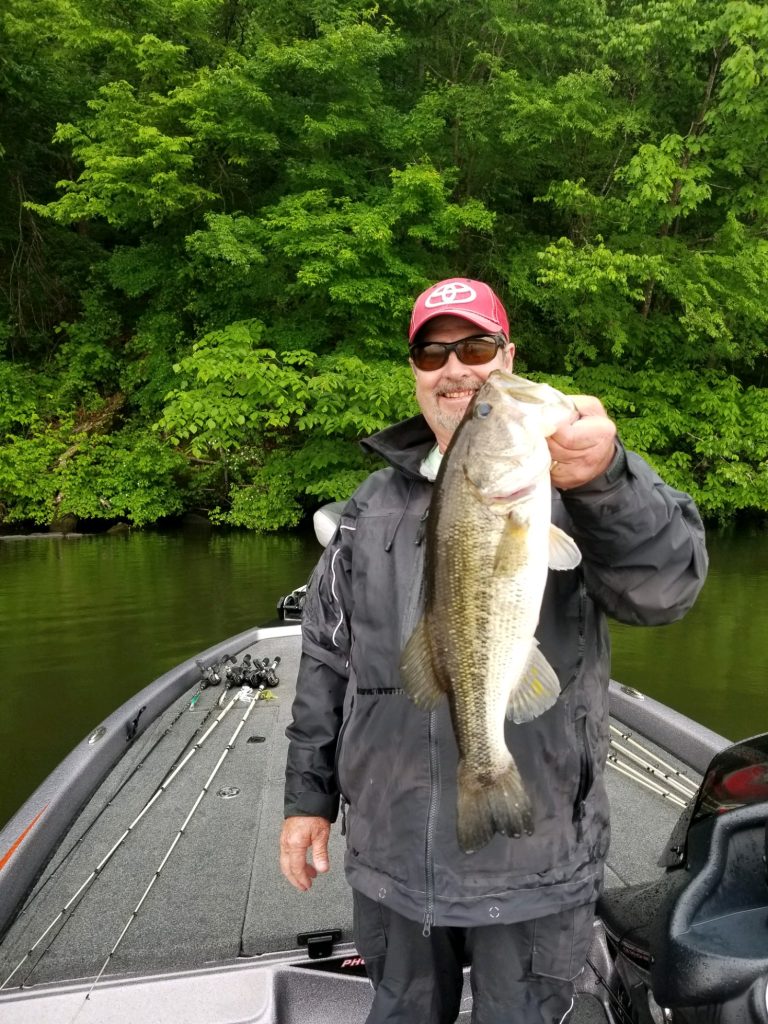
[{"x1": 2, "y1": 0, "x2": 767, "y2": 532}]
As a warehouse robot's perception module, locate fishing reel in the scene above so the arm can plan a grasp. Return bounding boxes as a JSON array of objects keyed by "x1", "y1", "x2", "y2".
[
  {"x1": 211, "y1": 654, "x2": 281, "y2": 706},
  {"x1": 222, "y1": 654, "x2": 245, "y2": 688},
  {"x1": 195, "y1": 657, "x2": 225, "y2": 688},
  {"x1": 254, "y1": 656, "x2": 281, "y2": 689}
]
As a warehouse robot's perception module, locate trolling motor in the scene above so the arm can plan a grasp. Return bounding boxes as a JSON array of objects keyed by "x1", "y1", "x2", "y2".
[{"x1": 600, "y1": 734, "x2": 768, "y2": 1024}]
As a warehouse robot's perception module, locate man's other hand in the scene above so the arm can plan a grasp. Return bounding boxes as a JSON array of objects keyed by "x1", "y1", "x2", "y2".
[{"x1": 280, "y1": 815, "x2": 331, "y2": 891}]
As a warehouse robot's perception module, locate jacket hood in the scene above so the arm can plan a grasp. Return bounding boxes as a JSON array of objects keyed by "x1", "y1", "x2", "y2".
[{"x1": 360, "y1": 415, "x2": 436, "y2": 480}]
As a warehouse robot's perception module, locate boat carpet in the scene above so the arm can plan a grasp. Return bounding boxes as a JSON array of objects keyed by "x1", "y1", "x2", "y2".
[
  {"x1": 0, "y1": 629, "x2": 698, "y2": 990},
  {"x1": 0, "y1": 634, "x2": 302, "y2": 985}
]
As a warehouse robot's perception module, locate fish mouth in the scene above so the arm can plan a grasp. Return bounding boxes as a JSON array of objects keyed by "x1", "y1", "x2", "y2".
[{"x1": 488, "y1": 484, "x2": 537, "y2": 504}]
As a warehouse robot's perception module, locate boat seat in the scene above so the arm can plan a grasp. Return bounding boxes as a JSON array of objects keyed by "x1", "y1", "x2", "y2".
[
  {"x1": 597, "y1": 876, "x2": 677, "y2": 962},
  {"x1": 313, "y1": 502, "x2": 345, "y2": 547}
]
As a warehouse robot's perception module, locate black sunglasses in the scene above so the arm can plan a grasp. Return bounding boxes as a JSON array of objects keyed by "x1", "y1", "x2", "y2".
[{"x1": 409, "y1": 333, "x2": 506, "y2": 371}]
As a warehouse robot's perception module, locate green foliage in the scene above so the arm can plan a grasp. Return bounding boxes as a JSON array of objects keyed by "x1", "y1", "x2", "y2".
[
  {"x1": 2, "y1": 0, "x2": 768, "y2": 530},
  {"x1": 157, "y1": 321, "x2": 315, "y2": 454},
  {"x1": 0, "y1": 362, "x2": 43, "y2": 434},
  {"x1": 569, "y1": 366, "x2": 768, "y2": 521},
  {"x1": 0, "y1": 421, "x2": 186, "y2": 527},
  {"x1": 299, "y1": 357, "x2": 417, "y2": 435},
  {"x1": 55, "y1": 430, "x2": 187, "y2": 526},
  {"x1": 30, "y1": 79, "x2": 216, "y2": 229}
]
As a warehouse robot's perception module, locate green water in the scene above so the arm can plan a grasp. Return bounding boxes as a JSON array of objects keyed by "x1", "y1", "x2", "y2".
[
  {"x1": 610, "y1": 527, "x2": 768, "y2": 743},
  {"x1": 0, "y1": 527, "x2": 321, "y2": 831},
  {"x1": 1, "y1": 525, "x2": 766, "y2": 831}
]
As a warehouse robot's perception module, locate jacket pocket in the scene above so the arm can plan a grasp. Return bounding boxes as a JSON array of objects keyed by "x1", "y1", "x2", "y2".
[
  {"x1": 531, "y1": 903, "x2": 596, "y2": 981},
  {"x1": 572, "y1": 713, "x2": 594, "y2": 833},
  {"x1": 334, "y1": 694, "x2": 355, "y2": 802}
]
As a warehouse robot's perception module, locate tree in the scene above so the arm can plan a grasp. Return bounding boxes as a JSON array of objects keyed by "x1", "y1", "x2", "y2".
[{"x1": 1, "y1": 0, "x2": 766, "y2": 528}]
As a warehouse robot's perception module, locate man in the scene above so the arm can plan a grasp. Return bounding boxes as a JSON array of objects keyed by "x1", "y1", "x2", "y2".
[{"x1": 280, "y1": 278, "x2": 708, "y2": 1024}]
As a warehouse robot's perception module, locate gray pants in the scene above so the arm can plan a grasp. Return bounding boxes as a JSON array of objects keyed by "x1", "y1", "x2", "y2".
[{"x1": 353, "y1": 890, "x2": 595, "y2": 1024}]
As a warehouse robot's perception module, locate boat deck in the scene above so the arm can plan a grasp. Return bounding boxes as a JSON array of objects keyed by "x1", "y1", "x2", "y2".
[{"x1": 0, "y1": 628, "x2": 723, "y2": 1022}]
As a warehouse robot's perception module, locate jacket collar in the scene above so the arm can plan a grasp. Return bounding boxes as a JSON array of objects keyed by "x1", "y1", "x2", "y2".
[{"x1": 360, "y1": 415, "x2": 436, "y2": 481}]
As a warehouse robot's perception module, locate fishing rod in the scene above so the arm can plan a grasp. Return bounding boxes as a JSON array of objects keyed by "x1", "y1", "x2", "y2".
[
  {"x1": 224, "y1": 657, "x2": 281, "y2": 711},
  {"x1": 217, "y1": 654, "x2": 247, "y2": 706},
  {"x1": 609, "y1": 725, "x2": 698, "y2": 794},
  {"x1": 69, "y1": 688, "x2": 262, "y2": 1022},
  {"x1": 259, "y1": 656, "x2": 281, "y2": 688},
  {"x1": 607, "y1": 753, "x2": 689, "y2": 809},
  {"x1": 187, "y1": 657, "x2": 224, "y2": 710},
  {"x1": 606, "y1": 721, "x2": 700, "y2": 810},
  {"x1": 1, "y1": 687, "x2": 243, "y2": 992},
  {"x1": 608, "y1": 737, "x2": 698, "y2": 801},
  {"x1": 11, "y1": 655, "x2": 232, "y2": 922}
]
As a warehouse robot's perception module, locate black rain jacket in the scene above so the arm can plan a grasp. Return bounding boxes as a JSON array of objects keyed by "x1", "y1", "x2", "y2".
[{"x1": 284, "y1": 415, "x2": 708, "y2": 931}]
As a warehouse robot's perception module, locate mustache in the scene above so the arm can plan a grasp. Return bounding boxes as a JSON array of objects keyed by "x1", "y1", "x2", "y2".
[{"x1": 434, "y1": 377, "x2": 482, "y2": 398}]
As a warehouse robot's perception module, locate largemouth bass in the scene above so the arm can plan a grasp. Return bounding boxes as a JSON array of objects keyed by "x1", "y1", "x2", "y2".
[{"x1": 400, "y1": 370, "x2": 581, "y2": 854}]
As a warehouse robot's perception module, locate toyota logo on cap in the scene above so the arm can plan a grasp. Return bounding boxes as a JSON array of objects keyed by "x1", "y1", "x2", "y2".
[
  {"x1": 424, "y1": 282, "x2": 477, "y2": 308},
  {"x1": 409, "y1": 277, "x2": 510, "y2": 344}
]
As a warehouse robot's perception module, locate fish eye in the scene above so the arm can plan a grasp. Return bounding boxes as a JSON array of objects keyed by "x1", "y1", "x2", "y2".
[{"x1": 475, "y1": 402, "x2": 492, "y2": 419}]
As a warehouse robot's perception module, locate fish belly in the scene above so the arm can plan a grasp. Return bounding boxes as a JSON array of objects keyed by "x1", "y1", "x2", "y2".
[{"x1": 438, "y1": 484, "x2": 550, "y2": 852}]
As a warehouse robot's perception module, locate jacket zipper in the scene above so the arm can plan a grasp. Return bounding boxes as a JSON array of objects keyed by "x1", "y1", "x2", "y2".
[
  {"x1": 576, "y1": 578, "x2": 587, "y2": 661},
  {"x1": 573, "y1": 578, "x2": 590, "y2": 841},
  {"x1": 573, "y1": 715, "x2": 593, "y2": 840},
  {"x1": 423, "y1": 709, "x2": 439, "y2": 937}
]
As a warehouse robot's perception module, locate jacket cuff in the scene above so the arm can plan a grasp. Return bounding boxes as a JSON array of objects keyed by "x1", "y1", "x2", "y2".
[{"x1": 285, "y1": 791, "x2": 340, "y2": 821}]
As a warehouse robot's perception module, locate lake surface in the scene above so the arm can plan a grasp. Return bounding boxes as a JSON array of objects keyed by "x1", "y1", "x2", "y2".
[
  {"x1": 0, "y1": 527, "x2": 322, "y2": 831},
  {"x1": 1, "y1": 524, "x2": 766, "y2": 830}
]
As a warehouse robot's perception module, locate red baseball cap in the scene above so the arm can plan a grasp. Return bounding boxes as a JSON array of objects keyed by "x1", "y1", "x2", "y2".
[{"x1": 409, "y1": 278, "x2": 509, "y2": 344}]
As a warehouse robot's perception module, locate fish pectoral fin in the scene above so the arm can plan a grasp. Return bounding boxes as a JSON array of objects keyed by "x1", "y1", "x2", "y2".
[
  {"x1": 400, "y1": 618, "x2": 447, "y2": 709},
  {"x1": 506, "y1": 642, "x2": 560, "y2": 723},
  {"x1": 548, "y1": 524, "x2": 581, "y2": 571}
]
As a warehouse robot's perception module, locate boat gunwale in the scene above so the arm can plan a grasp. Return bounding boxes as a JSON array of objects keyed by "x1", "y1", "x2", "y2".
[{"x1": 607, "y1": 680, "x2": 728, "y2": 775}]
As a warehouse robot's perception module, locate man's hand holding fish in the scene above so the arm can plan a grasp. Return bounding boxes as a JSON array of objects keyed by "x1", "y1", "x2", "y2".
[{"x1": 548, "y1": 395, "x2": 619, "y2": 490}]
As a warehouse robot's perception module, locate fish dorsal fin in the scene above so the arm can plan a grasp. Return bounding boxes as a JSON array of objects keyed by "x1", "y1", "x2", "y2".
[
  {"x1": 507, "y1": 641, "x2": 560, "y2": 724},
  {"x1": 400, "y1": 617, "x2": 447, "y2": 709},
  {"x1": 548, "y1": 524, "x2": 581, "y2": 571}
]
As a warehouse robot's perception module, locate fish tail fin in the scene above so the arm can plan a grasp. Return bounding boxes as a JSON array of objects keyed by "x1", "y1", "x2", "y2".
[{"x1": 456, "y1": 759, "x2": 533, "y2": 854}]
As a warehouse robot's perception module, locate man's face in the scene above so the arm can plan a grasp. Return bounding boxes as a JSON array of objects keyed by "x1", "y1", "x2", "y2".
[{"x1": 410, "y1": 315, "x2": 514, "y2": 451}]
